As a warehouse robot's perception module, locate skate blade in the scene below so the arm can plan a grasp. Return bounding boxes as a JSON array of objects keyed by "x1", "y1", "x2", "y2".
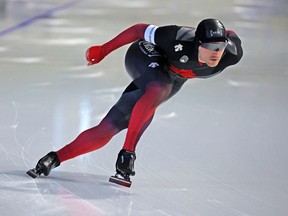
[
  {"x1": 26, "y1": 169, "x2": 40, "y2": 179},
  {"x1": 109, "y1": 175, "x2": 132, "y2": 188}
]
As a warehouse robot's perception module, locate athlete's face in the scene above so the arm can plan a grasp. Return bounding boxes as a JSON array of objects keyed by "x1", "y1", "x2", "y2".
[{"x1": 198, "y1": 42, "x2": 226, "y2": 67}]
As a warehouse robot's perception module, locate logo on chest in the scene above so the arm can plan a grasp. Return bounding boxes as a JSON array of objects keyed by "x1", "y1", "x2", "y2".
[
  {"x1": 174, "y1": 44, "x2": 189, "y2": 63},
  {"x1": 148, "y1": 62, "x2": 159, "y2": 68},
  {"x1": 174, "y1": 44, "x2": 183, "y2": 52}
]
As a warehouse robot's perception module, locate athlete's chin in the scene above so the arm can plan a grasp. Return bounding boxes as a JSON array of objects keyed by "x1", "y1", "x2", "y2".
[{"x1": 206, "y1": 60, "x2": 220, "y2": 67}]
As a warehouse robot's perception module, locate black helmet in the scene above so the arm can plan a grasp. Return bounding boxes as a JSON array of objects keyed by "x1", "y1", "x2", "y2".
[{"x1": 195, "y1": 18, "x2": 227, "y2": 43}]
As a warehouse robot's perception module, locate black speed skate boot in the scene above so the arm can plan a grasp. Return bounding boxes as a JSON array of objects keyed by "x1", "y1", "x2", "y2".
[
  {"x1": 109, "y1": 149, "x2": 136, "y2": 187},
  {"x1": 26, "y1": 152, "x2": 60, "y2": 179}
]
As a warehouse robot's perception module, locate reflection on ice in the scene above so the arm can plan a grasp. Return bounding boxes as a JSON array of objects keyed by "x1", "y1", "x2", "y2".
[
  {"x1": 0, "y1": 46, "x2": 7, "y2": 52},
  {"x1": 226, "y1": 79, "x2": 254, "y2": 87},
  {"x1": 1, "y1": 57, "x2": 44, "y2": 64},
  {"x1": 159, "y1": 112, "x2": 178, "y2": 119},
  {"x1": 69, "y1": 71, "x2": 104, "y2": 79},
  {"x1": 93, "y1": 87, "x2": 125, "y2": 94},
  {"x1": 79, "y1": 98, "x2": 92, "y2": 132},
  {"x1": 1, "y1": 0, "x2": 288, "y2": 215},
  {"x1": 30, "y1": 38, "x2": 90, "y2": 46},
  {"x1": 48, "y1": 27, "x2": 95, "y2": 34}
]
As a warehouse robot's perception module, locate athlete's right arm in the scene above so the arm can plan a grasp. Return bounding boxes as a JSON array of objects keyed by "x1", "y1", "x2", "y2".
[{"x1": 86, "y1": 23, "x2": 149, "y2": 66}]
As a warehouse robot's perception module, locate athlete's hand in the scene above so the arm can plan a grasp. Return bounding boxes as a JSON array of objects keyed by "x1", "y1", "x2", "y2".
[{"x1": 85, "y1": 45, "x2": 105, "y2": 66}]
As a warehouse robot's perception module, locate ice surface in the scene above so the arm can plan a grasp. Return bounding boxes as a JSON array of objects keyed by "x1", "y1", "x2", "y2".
[{"x1": 1, "y1": 0, "x2": 288, "y2": 215}]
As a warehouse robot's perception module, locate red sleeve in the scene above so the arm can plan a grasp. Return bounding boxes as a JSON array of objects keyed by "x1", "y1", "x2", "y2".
[
  {"x1": 86, "y1": 23, "x2": 149, "y2": 65},
  {"x1": 101, "y1": 23, "x2": 149, "y2": 56}
]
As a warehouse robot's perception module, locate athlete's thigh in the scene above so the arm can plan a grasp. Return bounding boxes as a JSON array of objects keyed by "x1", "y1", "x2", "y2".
[{"x1": 104, "y1": 82, "x2": 144, "y2": 130}]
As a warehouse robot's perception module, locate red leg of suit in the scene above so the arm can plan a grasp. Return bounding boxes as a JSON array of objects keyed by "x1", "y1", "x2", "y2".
[
  {"x1": 56, "y1": 119, "x2": 119, "y2": 163},
  {"x1": 122, "y1": 82, "x2": 172, "y2": 152},
  {"x1": 56, "y1": 83, "x2": 172, "y2": 162}
]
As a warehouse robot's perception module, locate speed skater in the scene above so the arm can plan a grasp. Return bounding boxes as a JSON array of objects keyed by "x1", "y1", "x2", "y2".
[{"x1": 27, "y1": 18, "x2": 243, "y2": 187}]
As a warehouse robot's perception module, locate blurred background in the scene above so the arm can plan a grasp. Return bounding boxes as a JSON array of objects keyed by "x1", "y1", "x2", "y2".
[{"x1": 0, "y1": 0, "x2": 288, "y2": 215}]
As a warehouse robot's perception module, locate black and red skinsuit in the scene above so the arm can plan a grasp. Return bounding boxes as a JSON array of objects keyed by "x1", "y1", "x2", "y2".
[{"x1": 56, "y1": 24, "x2": 243, "y2": 163}]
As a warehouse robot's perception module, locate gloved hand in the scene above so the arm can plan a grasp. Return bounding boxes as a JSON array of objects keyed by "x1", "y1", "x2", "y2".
[{"x1": 85, "y1": 45, "x2": 105, "y2": 66}]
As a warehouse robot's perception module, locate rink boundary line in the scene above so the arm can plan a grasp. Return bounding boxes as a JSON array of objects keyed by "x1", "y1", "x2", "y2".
[{"x1": 0, "y1": 0, "x2": 84, "y2": 37}]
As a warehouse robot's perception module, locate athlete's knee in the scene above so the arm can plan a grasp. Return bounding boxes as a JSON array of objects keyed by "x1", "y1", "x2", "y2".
[
  {"x1": 146, "y1": 82, "x2": 172, "y2": 99},
  {"x1": 97, "y1": 118, "x2": 120, "y2": 134},
  {"x1": 103, "y1": 106, "x2": 130, "y2": 131},
  {"x1": 145, "y1": 82, "x2": 172, "y2": 107}
]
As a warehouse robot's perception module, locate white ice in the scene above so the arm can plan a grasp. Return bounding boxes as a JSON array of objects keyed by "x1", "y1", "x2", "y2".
[{"x1": 1, "y1": 0, "x2": 288, "y2": 215}]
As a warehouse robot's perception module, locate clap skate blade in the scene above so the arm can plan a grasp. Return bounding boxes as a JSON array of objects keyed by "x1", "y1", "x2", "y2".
[
  {"x1": 26, "y1": 168, "x2": 41, "y2": 179},
  {"x1": 109, "y1": 174, "x2": 132, "y2": 188}
]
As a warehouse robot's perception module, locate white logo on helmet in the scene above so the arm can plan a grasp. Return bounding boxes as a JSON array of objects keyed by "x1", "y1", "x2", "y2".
[{"x1": 209, "y1": 29, "x2": 223, "y2": 37}]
